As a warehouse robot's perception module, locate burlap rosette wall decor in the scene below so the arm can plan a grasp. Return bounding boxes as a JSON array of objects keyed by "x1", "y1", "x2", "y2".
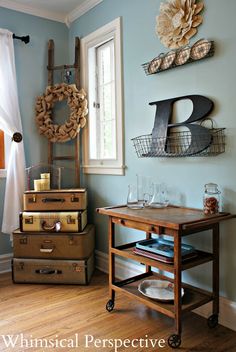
[
  {"x1": 35, "y1": 83, "x2": 88, "y2": 143},
  {"x1": 156, "y1": 0, "x2": 204, "y2": 49}
]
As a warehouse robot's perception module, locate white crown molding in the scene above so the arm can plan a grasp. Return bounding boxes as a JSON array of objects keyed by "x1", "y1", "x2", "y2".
[
  {"x1": 0, "y1": 0, "x2": 65, "y2": 23},
  {"x1": 66, "y1": 0, "x2": 103, "y2": 27}
]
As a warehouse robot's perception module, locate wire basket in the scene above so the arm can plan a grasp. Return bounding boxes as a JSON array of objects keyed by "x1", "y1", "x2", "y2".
[
  {"x1": 132, "y1": 128, "x2": 225, "y2": 158},
  {"x1": 142, "y1": 40, "x2": 214, "y2": 76}
]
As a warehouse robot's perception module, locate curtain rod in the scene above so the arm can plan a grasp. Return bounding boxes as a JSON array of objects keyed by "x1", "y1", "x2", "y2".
[{"x1": 13, "y1": 34, "x2": 30, "y2": 44}]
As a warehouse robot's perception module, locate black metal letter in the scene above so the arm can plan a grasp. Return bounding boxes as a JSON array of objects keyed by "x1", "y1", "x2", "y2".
[{"x1": 149, "y1": 95, "x2": 214, "y2": 156}]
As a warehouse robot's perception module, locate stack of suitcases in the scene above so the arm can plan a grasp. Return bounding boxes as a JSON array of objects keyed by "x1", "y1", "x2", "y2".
[{"x1": 12, "y1": 188, "x2": 95, "y2": 285}]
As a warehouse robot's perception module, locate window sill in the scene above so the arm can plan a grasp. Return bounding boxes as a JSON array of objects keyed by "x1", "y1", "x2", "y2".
[
  {"x1": 83, "y1": 165, "x2": 125, "y2": 176},
  {"x1": 0, "y1": 169, "x2": 7, "y2": 178}
]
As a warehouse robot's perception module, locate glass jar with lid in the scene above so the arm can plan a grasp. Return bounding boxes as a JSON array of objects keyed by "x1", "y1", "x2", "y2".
[{"x1": 203, "y1": 183, "x2": 221, "y2": 215}]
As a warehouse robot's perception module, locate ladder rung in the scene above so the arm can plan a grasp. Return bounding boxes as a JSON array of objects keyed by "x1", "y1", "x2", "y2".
[
  {"x1": 47, "y1": 64, "x2": 78, "y2": 71},
  {"x1": 52, "y1": 156, "x2": 77, "y2": 161}
]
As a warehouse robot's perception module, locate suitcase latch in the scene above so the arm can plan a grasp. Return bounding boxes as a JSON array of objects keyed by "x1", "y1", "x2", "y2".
[
  {"x1": 67, "y1": 215, "x2": 76, "y2": 225},
  {"x1": 28, "y1": 195, "x2": 36, "y2": 203},
  {"x1": 25, "y1": 216, "x2": 33, "y2": 224},
  {"x1": 18, "y1": 262, "x2": 24, "y2": 271},
  {"x1": 73, "y1": 263, "x2": 83, "y2": 272},
  {"x1": 71, "y1": 195, "x2": 79, "y2": 203},
  {"x1": 69, "y1": 237, "x2": 74, "y2": 245},
  {"x1": 20, "y1": 237, "x2": 28, "y2": 244}
]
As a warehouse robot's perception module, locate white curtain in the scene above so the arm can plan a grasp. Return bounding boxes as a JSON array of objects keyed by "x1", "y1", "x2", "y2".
[{"x1": 0, "y1": 29, "x2": 26, "y2": 235}]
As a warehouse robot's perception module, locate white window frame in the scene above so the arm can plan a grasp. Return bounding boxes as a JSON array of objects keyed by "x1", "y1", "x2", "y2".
[{"x1": 81, "y1": 17, "x2": 124, "y2": 175}]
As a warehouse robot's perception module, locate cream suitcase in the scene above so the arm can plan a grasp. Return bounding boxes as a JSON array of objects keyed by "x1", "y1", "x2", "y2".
[
  {"x1": 13, "y1": 224, "x2": 95, "y2": 259},
  {"x1": 12, "y1": 255, "x2": 94, "y2": 285},
  {"x1": 23, "y1": 189, "x2": 87, "y2": 211},
  {"x1": 20, "y1": 210, "x2": 87, "y2": 233}
]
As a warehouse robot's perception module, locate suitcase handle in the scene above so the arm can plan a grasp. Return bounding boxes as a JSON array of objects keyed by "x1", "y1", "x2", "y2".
[
  {"x1": 35, "y1": 269, "x2": 62, "y2": 275},
  {"x1": 42, "y1": 198, "x2": 65, "y2": 203},
  {"x1": 41, "y1": 221, "x2": 61, "y2": 232},
  {"x1": 40, "y1": 247, "x2": 54, "y2": 253}
]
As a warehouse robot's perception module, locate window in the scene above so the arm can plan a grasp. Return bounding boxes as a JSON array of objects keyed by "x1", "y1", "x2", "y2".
[
  {"x1": 90, "y1": 40, "x2": 116, "y2": 160},
  {"x1": 81, "y1": 17, "x2": 124, "y2": 175}
]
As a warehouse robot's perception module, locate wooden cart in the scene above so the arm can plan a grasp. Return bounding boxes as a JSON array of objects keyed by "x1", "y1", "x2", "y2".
[{"x1": 97, "y1": 205, "x2": 235, "y2": 348}]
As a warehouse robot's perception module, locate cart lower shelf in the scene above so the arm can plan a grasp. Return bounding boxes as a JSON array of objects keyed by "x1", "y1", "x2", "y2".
[{"x1": 112, "y1": 272, "x2": 213, "y2": 319}]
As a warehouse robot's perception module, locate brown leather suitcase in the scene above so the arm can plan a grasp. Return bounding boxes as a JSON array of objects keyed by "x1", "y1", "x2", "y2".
[
  {"x1": 12, "y1": 255, "x2": 94, "y2": 285},
  {"x1": 23, "y1": 189, "x2": 87, "y2": 211},
  {"x1": 13, "y1": 224, "x2": 95, "y2": 260},
  {"x1": 20, "y1": 210, "x2": 87, "y2": 233}
]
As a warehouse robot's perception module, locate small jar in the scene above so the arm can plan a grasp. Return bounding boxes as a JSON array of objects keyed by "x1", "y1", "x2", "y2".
[{"x1": 203, "y1": 183, "x2": 221, "y2": 215}]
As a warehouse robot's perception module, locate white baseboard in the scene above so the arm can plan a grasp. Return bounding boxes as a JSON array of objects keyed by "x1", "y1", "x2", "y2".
[
  {"x1": 95, "y1": 250, "x2": 236, "y2": 332},
  {"x1": 0, "y1": 253, "x2": 12, "y2": 273},
  {"x1": 95, "y1": 249, "x2": 144, "y2": 278},
  {"x1": 194, "y1": 297, "x2": 236, "y2": 332}
]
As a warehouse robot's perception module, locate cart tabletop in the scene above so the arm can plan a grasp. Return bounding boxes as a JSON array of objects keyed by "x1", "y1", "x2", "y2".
[{"x1": 97, "y1": 205, "x2": 235, "y2": 230}]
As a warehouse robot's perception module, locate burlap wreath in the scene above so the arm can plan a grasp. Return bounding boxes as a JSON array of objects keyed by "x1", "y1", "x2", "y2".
[{"x1": 35, "y1": 83, "x2": 88, "y2": 143}]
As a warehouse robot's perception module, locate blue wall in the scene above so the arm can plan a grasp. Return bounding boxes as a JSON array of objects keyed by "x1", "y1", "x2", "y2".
[
  {"x1": 0, "y1": 7, "x2": 68, "y2": 252},
  {"x1": 1, "y1": 1, "x2": 236, "y2": 302},
  {"x1": 69, "y1": 0, "x2": 236, "y2": 301}
]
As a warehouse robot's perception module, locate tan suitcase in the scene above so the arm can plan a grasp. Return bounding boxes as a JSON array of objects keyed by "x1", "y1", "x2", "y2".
[
  {"x1": 12, "y1": 255, "x2": 94, "y2": 285},
  {"x1": 23, "y1": 189, "x2": 87, "y2": 211},
  {"x1": 13, "y1": 224, "x2": 95, "y2": 259},
  {"x1": 20, "y1": 210, "x2": 87, "y2": 233}
]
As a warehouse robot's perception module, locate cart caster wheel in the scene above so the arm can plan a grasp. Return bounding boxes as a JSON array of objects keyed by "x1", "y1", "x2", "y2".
[
  {"x1": 106, "y1": 300, "x2": 114, "y2": 312},
  {"x1": 168, "y1": 334, "x2": 181, "y2": 349},
  {"x1": 207, "y1": 314, "x2": 218, "y2": 328}
]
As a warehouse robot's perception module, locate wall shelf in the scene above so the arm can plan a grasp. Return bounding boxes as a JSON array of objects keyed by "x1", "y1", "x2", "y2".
[
  {"x1": 142, "y1": 40, "x2": 215, "y2": 76},
  {"x1": 132, "y1": 127, "x2": 225, "y2": 158}
]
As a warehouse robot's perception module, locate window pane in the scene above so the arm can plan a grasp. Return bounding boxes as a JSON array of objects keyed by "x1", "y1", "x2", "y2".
[
  {"x1": 99, "y1": 45, "x2": 112, "y2": 85},
  {"x1": 101, "y1": 119, "x2": 116, "y2": 159},
  {"x1": 89, "y1": 39, "x2": 116, "y2": 160}
]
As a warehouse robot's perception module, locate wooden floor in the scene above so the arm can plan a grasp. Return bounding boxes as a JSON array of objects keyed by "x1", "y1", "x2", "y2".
[{"x1": 0, "y1": 271, "x2": 236, "y2": 351}]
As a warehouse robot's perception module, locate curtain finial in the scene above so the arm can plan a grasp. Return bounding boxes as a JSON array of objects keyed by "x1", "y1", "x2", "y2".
[{"x1": 12, "y1": 132, "x2": 23, "y2": 143}]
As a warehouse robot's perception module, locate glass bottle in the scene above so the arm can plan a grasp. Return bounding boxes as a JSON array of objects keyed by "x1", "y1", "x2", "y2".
[
  {"x1": 127, "y1": 184, "x2": 144, "y2": 209},
  {"x1": 136, "y1": 175, "x2": 153, "y2": 206},
  {"x1": 149, "y1": 183, "x2": 169, "y2": 208},
  {"x1": 203, "y1": 183, "x2": 221, "y2": 215}
]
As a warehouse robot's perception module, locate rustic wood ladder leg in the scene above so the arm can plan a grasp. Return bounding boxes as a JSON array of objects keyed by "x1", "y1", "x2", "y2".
[
  {"x1": 47, "y1": 39, "x2": 54, "y2": 166},
  {"x1": 74, "y1": 37, "x2": 80, "y2": 186},
  {"x1": 47, "y1": 37, "x2": 81, "y2": 187}
]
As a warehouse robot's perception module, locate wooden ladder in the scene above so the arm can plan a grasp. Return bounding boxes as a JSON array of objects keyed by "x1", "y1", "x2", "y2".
[{"x1": 47, "y1": 37, "x2": 81, "y2": 187}]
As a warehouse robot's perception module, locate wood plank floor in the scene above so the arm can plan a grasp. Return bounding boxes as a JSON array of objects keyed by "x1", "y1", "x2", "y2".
[{"x1": 0, "y1": 270, "x2": 236, "y2": 351}]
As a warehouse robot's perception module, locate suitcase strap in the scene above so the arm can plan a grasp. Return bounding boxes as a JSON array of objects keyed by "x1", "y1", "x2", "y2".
[
  {"x1": 35, "y1": 269, "x2": 62, "y2": 275},
  {"x1": 40, "y1": 247, "x2": 54, "y2": 253},
  {"x1": 42, "y1": 198, "x2": 65, "y2": 203},
  {"x1": 41, "y1": 221, "x2": 61, "y2": 232}
]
